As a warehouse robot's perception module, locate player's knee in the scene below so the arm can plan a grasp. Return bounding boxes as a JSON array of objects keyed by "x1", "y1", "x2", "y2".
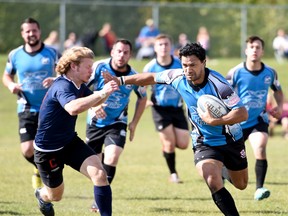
[
  {"x1": 91, "y1": 169, "x2": 108, "y2": 185},
  {"x1": 233, "y1": 179, "x2": 248, "y2": 190}
]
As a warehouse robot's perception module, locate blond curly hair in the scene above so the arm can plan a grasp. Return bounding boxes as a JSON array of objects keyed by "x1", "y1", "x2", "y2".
[{"x1": 56, "y1": 47, "x2": 94, "y2": 74}]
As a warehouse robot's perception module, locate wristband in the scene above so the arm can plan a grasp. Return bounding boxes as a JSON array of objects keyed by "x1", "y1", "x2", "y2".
[{"x1": 119, "y1": 76, "x2": 125, "y2": 85}]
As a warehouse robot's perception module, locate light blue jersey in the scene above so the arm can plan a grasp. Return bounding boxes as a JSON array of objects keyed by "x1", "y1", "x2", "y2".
[
  {"x1": 227, "y1": 62, "x2": 282, "y2": 129},
  {"x1": 4, "y1": 44, "x2": 57, "y2": 113},
  {"x1": 87, "y1": 58, "x2": 147, "y2": 127},
  {"x1": 143, "y1": 56, "x2": 183, "y2": 107},
  {"x1": 155, "y1": 68, "x2": 244, "y2": 147}
]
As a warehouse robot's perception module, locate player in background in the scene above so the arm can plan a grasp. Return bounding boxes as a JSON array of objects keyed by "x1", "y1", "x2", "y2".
[
  {"x1": 86, "y1": 39, "x2": 147, "y2": 212},
  {"x1": 2, "y1": 17, "x2": 57, "y2": 190},
  {"x1": 143, "y1": 34, "x2": 190, "y2": 183},
  {"x1": 34, "y1": 47, "x2": 118, "y2": 216},
  {"x1": 226, "y1": 35, "x2": 284, "y2": 201},
  {"x1": 103, "y1": 42, "x2": 249, "y2": 216}
]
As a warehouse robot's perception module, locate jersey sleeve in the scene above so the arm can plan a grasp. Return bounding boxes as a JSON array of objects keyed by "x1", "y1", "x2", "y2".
[{"x1": 154, "y1": 68, "x2": 183, "y2": 84}]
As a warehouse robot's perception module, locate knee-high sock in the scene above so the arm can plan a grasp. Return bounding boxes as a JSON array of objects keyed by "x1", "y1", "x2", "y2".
[
  {"x1": 103, "y1": 164, "x2": 116, "y2": 184},
  {"x1": 212, "y1": 187, "x2": 239, "y2": 216},
  {"x1": 163, "y1": 152, "x2": 176, "y2": 174},
  {"x1": 94, "y1": 185, "x2": 112, "y2": 216},
  {"x1": 255, "y1": 159, "x2": 268, "y2": 189}
]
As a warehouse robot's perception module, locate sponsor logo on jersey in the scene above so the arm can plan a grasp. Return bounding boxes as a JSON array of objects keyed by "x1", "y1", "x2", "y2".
[{"x1": 226, "y1": 93, "x2": 240, "y2": 107}]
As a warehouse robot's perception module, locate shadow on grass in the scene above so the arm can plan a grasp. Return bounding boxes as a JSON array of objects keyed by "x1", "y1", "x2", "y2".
[
  {"x1": 121, "y1": 196, "x2": 210, "y2": 201},
  {"x1": 0, "y1": 211, "x2": 22, "y2": 215}
]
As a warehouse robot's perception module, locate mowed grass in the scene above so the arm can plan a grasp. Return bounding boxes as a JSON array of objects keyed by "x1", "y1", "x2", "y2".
[{"x1": 0, "y1": 54, "x2": 288, "y2": 216}]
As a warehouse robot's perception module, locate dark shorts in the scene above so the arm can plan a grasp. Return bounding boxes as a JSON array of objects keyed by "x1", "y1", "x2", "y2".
[
  {"x1": 151, "y1": 106, "x2": 189, "y2": 131},
  {"x1": 242, "y1": 122, "x2": 268, "y2": 141},
  {"x1": 193, "y1": 138, "x2": 248, "y2": 171},
  {"x1": 86, "y1": 122, "x2": 127, "y2": 154},
  {"x1": 34, "y1": 135, "x2": 96, "y2": 188},
  {"x1": 18, "y1": 111, "x2": 39, "y2": 142}
]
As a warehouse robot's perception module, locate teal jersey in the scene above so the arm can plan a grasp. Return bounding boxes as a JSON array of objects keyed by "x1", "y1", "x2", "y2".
[
  {"x1": 227, "y1": 62, "x2": 282, "y2": 129},
  {"x1": 4, "y1": 43, "x2": 57, "y2": 113},
  {"x1": 87, "y1": 58, "x2": 147, "y2": 127}
]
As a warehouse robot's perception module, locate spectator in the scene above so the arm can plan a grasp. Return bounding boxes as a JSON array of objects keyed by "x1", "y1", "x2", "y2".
[
  {"x1": 80, "y1": 30, "x2": 99, "y2": 54},
  {"x1": 44, "y1": 30, "x2": 60, "y2": 53},
  {"x1": 99, "y1": 23, "x2": 117, "y2": 54},
  {"x1": 174, "y1": 33, "x2": 190, "y2": 56},
  {"x1": 64, "y1": 32, "x2": 79, "y2": 50},
  {"x1": 135, "y1": 18, "x2": 160, "y2": 60},
  {"x1": 272, "y1": 28, "x2": 288, "y2": 62},
  {"x1": 196, "y1": 26, "x2": 210, "y2": 58}
]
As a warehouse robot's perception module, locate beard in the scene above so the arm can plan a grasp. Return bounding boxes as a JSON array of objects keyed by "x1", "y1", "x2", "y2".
[{"x1": 27, "y1": 37, "x2": 40, "y2": 47}]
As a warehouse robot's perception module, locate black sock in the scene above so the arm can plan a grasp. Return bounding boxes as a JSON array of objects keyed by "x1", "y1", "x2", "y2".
[
  {"x1": 24, "y1": 155, "x2": 37, "y2": 168},
  {"x1": 103, "y1": 164, "x2": 116, "y2": 184},
  {"x1": 255, "y1": 159, "x2": 267, "y2": 189},
  {"x1": 212, "y1": 187, "x2": 239, "y2": 216},
  {"x1": 94, "y1": 185, "x2": 112, "y2": 216},
  {"x1": 163, "y1": 152, "x2": 176, "y2": 174}
]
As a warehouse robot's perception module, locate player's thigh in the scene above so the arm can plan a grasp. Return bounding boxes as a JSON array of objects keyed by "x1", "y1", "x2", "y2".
[
  {"x1": 159, "y1": 124, "x2": 176, "y2": 146},
  {"x1": 174, "y1": 127, "x2": 190, "y2": 149},
  {"x1": 104, "y1": 145, "x2": 123, "y2": 165},
  {"x1": 228, "y1": 168, "x2": 248, "y2": 190},
  {"x1": 248, "y1": 131, "x2": 268, "y2": 158}
]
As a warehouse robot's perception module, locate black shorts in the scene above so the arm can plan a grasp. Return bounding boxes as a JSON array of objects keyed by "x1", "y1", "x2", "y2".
[
  {"x1": 18, "y1": 111, "x2": 39, "y2": 142},
  {"x1": 86, "y1": 122, "x2": 127, "y2": 154},
  {"x1": 34, "y1": 135, "x2": 96, "y2": 188},
  {"x1": 151, "y1": 106, "x2": 189, "y2": 131},
  {"x1": 193, "y1": 138, "x2": 248, "y2": 171},
  {"x1": 242, "y1": 122, "x2": 268, "y2": 141}
]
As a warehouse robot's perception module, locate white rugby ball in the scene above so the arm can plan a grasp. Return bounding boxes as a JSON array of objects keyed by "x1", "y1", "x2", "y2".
[{"x1": 197, "y1": 94, "x2": 229, "y2": 118}]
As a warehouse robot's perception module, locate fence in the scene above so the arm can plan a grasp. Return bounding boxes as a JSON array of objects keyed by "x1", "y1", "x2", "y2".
[{"x1": 0, "y1": 0, "x2": 287, "y2": 58}]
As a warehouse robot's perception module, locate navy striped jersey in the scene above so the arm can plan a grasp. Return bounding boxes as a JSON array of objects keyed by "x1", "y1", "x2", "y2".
[
  {"x1": 155, "y1": 68, "x2": 244, "y2": 147},
  {"x1": 227, "y1": 62, "x2": 282, "y2": 129},
  {"x1": 143, "y1": 56, "x2": 183, "y2": 107},
  {"x1": 34, "y1": 76, "x2": 93, "y2": 151},
  {"x1": 4, "y1": 44, "x2": 58, "y2": 113},
  {"x1": 87, "y1": 58, "x2": 147, "y2": 127}
]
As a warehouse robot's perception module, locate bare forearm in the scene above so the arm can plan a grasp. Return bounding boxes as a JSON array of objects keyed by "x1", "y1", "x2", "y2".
[
  {"x1": 65, "y1": 90, "x2": 107, "y2": 115},
  {"x1": 212, "y1": 107, "x2": 248, "y2": 126},
  {"x1": 130, "y1": 97, "x2": 147, "y2": 125},
  {"x1": 123, "y1": 73, "x2": 156, "y2": 86}
]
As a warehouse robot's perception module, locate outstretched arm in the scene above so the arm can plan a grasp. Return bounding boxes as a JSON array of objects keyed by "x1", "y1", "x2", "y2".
[{"x1": 102, "y1": 71, "x2": 157, "y2": 86}]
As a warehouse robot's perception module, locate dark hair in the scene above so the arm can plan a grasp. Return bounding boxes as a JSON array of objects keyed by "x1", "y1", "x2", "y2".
[
  {"x1": 246, "y1": 35, "x2": 265, "y2": 48},
  {"x1": 21, "y1": 17, "x2": 40, "y2": 31},
  {"x1": 179, "y1": 42, "x2": 206, "y2": 62},
  {"x1": 114, "y1": 38, "x2": 133, "y2": 51}
]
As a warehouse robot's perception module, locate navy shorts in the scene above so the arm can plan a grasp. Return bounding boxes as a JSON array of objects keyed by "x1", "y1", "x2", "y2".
[
  {"x1": 193, "y1": 138, "x2": 248, "y2": 171},
  {"x1": 18, "y1": 111, "x2": 38, "y2": 142},
  {"x1": 34, "y1": 135, "x2": 96, "y2": 188},
  {"x1": 151, "y1": 105, "x2": 189, "y2": 131},
  {"x1": 242, "y1": 122, "x2": 268, "y2": 141},
  {"x1": 86, "y1": 122, "x2": 127, "y2": 154}
]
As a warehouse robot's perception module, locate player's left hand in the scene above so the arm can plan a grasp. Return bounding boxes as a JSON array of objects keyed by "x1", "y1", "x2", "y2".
[
  {"x1": 128, "y1": 122, "x2": 136, "y2": 141},
  {"x1": 102, "y1": 71, "x2": 120, "y2": 85},
  {"x1": 269, "y1": 106, "x2": 282, "y2": 120}
]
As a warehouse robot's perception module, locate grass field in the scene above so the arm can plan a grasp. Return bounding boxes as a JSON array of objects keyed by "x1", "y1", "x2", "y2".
[{"x1": 0, "y1": 54, "x2": 287, "y2": 216}]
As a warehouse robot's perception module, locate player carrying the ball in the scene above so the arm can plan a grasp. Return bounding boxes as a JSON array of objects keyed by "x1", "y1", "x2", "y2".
[{"x1": 103, "y1": 42, "x2": 249, "y2": 216}]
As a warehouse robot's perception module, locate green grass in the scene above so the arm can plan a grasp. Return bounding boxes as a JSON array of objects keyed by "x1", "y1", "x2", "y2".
[{"x1": 0, "y1": 55, "x2": 288, "y2": 215}]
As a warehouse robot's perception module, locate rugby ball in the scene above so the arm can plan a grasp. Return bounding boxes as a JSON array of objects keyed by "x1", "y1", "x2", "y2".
[{"x1": 197, "y1": 94, "x2": 229, "y2": 118}]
